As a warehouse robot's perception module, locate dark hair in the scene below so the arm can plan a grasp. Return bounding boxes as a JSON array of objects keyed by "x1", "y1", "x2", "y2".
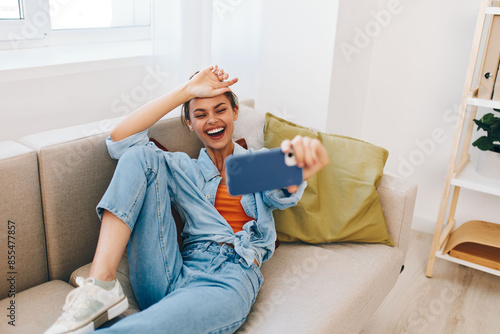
[{"x1": 181, "y1": 71, "x2": 239, "y2": 126}]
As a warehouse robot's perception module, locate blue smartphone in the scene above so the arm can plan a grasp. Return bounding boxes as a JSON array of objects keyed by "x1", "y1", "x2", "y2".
[{"x1": 225, "y1": 148, "x2": 303, "y2": 196}]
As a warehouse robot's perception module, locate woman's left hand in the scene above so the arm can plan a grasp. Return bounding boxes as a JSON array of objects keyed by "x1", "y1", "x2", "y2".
[
  {"x1": 186, "y1": 65, "x2": 238, "y2": 99},
  {"x1": 281, "y1": 135, "x2": 329, "y2": 194}
]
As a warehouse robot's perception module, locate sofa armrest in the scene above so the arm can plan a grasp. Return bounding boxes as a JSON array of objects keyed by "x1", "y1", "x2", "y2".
[{"x1": 377, "y1": 173, "x2": 417, "y2": 256}]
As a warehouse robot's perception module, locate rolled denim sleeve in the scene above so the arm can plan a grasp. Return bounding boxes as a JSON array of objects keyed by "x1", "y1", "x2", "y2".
[
  {"x1": 106, "y1": 130, "x2": 150, "y2": 160},
  {"x1": 262, "y1": 181, "x2": 307, "y2": 210}
]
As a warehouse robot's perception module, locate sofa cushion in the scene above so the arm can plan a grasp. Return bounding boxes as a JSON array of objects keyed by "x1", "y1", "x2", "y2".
[
  {"x1": 0, "y1": 141, "x2": 48, "y2": 299},
  {"x1": 0, "y1": 280, "x2": 74, "y2": 334},
  {"x1": 69, "y1": 241, "x2": 403, "y2": 334},
  {"x1": 238, "y1": 242, "x2": 404, "y2": 334},
  {"x1": 232, "y1": 105, "x2": 267, "y2": 150},
  {"x1": 264, "y1": 113, "x2": 394, "y2": 246},
  {"x1": 26, "y1": 133, "x2": 116, "y2": 282}
]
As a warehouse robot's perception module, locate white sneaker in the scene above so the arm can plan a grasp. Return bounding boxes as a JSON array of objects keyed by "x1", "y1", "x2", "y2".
[{"x1": 44, "y1": 277, "x2": 129, "y2": 334}]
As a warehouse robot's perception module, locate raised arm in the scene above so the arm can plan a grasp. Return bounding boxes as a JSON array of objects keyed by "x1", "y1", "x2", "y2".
[{"x1": 110, "y1": 65, "x2": 238, "y2": 142}]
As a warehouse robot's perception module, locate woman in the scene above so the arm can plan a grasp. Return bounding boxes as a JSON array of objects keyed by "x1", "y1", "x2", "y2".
[{"x1": 45, "y1": 65, "x2": 329, "y2": 334}]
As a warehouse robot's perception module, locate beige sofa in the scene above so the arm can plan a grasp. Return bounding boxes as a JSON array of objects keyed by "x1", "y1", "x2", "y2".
[{"x1": 0, "y1": 100, "x2": 417, "y2": 334}]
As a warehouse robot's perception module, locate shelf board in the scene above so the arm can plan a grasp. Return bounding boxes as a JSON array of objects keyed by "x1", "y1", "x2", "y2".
[
  {"x1": 467, "y1": 97, "x2": 500, "y2": 109},
  {"x1": 435, "y1": 250, "x2": 500, "y2": 277},
  {"x1": 451, "y1": 162, "x2": 500, "y2": 196},
  {"x1": 486, "y1": 6, "x2": 500, "y2": 15}
]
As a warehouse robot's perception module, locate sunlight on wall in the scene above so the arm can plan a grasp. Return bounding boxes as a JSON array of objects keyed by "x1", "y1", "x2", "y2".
[{"x1": 49, "y1": 0, "x2": 150, "y2": 30}]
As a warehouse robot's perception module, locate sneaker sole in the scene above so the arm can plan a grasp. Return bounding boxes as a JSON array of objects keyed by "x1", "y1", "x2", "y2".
[{"x1": 69, "y1": 297, "x2": 129, "y2": 334}]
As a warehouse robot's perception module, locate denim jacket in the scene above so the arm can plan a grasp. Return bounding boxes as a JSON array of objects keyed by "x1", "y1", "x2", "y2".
[{"x1": 105, "y1": 130, "x2": 306, "y2": 267}]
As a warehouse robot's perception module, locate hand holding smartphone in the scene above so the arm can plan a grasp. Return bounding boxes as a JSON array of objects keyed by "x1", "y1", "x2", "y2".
[{"x1": 225, "y1": 148, "x2": 303, "y2": 196}]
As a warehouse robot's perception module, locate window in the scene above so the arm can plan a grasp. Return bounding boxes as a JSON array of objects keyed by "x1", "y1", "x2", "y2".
[
  {"x1": 0, "y1": 0, "x2": 150, "y2": 49},
  {"x1": 49, "y1": 0, "x2": 150, "y2": 30},
  {"x1": 0, "y1": 0, "x2": 24, "y2": 19},
  {"x1": 0, "y1": 0, "x2": 49, "y2": 45}
]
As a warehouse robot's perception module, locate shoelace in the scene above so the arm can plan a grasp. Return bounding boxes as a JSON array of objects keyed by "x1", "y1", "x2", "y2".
[{"x1": 58, "y1": 277, "x2": 97, "y2": 322}]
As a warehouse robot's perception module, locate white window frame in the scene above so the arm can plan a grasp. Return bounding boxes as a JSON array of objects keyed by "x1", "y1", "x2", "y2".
[
  {"x1": 0, "y1": 0, "x2": 51, "y2": 48},
  {"x1": 0, "y1": 0, "x2": 152, "y2": 81},
  {"x1": 0, "y1": 0, "x2": 151, "y2": 51},
  {"x1": 49, "y1": 26, "x2": 151, "y2": 47}
]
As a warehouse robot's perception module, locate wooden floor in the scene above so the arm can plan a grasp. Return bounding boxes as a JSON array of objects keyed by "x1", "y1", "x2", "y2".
[{"x1": 361, "y1": 230, "x2": 500, "y2": 334}]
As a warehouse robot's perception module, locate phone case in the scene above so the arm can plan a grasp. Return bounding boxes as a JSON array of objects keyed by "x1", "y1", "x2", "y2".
[{"x1": 225, "y1": 148, "x2": 303, "y2": 196}]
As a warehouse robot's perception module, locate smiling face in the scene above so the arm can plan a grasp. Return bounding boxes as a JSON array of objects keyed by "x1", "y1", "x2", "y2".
[{"x1": 186, "y1": 94, "x2": 239, "y2": 152}]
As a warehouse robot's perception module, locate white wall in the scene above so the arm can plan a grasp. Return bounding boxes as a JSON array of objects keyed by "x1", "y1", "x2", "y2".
[
  {"x1": 0, "y1": 62, "x2": 178, "y2": 142},
  {"x1": 211, "y1": 0, "x2": 339, "y2": 132},
  {"x1": 254, "y1": 0, "x2": 339, "y2": 132},
  {"x1": 211, "y1": 0, "x2": 263, "y2": 99},
  {"x1": 332, "y1": 0, "x2": 500, "y2": 233},
  {"x1": 327, "y1": 0, "x2": 381, "y2": 138}
]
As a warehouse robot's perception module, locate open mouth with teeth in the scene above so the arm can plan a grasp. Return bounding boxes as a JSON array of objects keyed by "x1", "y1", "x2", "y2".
[{"x1": 206, "y1": 127, "x2": 226, "y2": 139}]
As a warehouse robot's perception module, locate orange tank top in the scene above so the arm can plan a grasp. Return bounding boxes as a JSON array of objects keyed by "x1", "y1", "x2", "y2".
[{"x1": 214, "y1": 184, "x2": 253, "y2": 233}]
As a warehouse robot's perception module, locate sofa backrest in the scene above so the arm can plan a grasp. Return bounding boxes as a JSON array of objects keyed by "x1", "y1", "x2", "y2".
[
  {"x1": 19, "y1": 115, "x2": 203, "y2": 282},
  {"x1": 0, "y1": 141, "x2": 48, "y2": 298}
]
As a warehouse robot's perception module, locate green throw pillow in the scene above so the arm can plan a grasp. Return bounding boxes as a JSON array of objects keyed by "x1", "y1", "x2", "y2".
[{"x1": 265, "y1": 113, "x2": 394, "y2": 246}]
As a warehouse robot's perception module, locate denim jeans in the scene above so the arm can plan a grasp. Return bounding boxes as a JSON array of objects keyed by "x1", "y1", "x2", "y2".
[{"x1": 95, "y1": 146, "x2": 264, "y2": 334}]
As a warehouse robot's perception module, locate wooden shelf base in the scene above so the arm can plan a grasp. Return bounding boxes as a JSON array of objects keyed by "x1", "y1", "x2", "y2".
[
  {"x1": 435, "y1": 251, "x2": 500, "y2": 277},
  {"x1": 450, "y1": 243, "x2": 500, "y2": 271},
  {"x1": 443, "y1": 220, "x2": 500, "y2": 271}
]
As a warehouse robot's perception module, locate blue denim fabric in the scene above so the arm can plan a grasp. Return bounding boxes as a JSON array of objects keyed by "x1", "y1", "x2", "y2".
[
  {"x1": 98, "y1": 242, "x2": 263, "y2": 333},
  {"x1": 94, "y1": 132, "x2": 305, "y2": 333}
]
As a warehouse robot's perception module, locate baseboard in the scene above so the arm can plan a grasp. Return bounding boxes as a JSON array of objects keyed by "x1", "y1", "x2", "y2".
[{"x1": 411, "y1": 215, "x2": 435, "y2": 235}]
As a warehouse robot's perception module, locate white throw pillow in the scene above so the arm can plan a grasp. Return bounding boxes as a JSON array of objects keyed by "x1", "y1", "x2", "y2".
[{"x1": 233, "y1": 106, "x2": 266, "y2": 150}]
